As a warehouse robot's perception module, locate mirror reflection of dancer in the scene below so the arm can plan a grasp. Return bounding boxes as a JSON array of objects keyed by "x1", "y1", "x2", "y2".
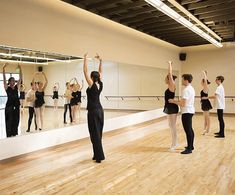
[
  {"x1": 3, "y1": 63, "x2": 22, "y2": 137},
  {"x1": 52, "y1": 82, "x2": 59, "y2": 110},
  {"x1": 163, "y1": 61, "x2": 179, "y2": 150},
  {"x1": 19, "y1": 83, "x2": 26, "y2": 112},
  {"x1": 83, "y1": 53, "x2": 105, "y2": 163},
  {"x1": 70, "y1": 78, "x2": 84, "y2": 123},
  {"x1": 63, "y1": 82, "x2": 72, "y2": 124},
  {"x1": 33, "y1": 72, "x2": 48, "y2": 131},
  {"x1": 200, "y1": 71, "x2": 212, "y2": 135},
  {"x1": 26, "y1": 82, "x2": 37, "y2": 132}
]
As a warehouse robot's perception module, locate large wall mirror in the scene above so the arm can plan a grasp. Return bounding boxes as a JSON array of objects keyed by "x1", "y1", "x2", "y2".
[{"x1": 0, "y1": 45, "x2": 179, "y2": 139}]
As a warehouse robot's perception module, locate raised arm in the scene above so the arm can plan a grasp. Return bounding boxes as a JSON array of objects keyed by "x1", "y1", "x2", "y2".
[
  {"x1": 17, "y1": 64, "x2": 23, "y2": 89},
  {"x1": 95, "y1": 53, "x2": 102, "y2": 79},
  {"x1": 202, "y1": 70, "x2": 209, "y2": 92},
  {"x1": 168, "y1": 61, "x2": 175, "y2": 91},
  {"x1": 83, "y1": 53, "x2": 93, "y2": 87},
  {"x1": 41, "y1": 72, "x2": 48, "y2": 91},
  {"x1": 3, "y1": 63, "x2": 8, "y2": 90}
]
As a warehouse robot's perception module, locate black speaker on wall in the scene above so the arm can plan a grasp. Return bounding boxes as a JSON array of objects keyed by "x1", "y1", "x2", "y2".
[
  {"x1": 179, "y1": 53, "x2": 187, "y2": 61},
  {"x1": 38, "y1": 66, "x2": 43, "y2": 72}
]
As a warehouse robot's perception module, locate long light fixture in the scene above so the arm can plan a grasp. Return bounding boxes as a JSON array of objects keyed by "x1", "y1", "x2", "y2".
[
  {"x1": 0, "y1": 59, "x2": 48, "y2": 65},
  {"x1": 145, "y1": 0, "x2": 223, "y2": 47},
  {"x1": 0, "y1": 52, "x2": 68, "y2": 62},
  {"x1": 168, "y1": 0, "x2": 222, "y2": 41}
]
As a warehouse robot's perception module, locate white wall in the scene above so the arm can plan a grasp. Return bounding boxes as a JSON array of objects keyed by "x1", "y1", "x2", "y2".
[
  {"x1": 0, "y1": 0, "x2": 181, "y2": 70},
  {"x1": 42, "y1": 60, "x2": 179, "y2": 111},
  {"x1": 181, "y1": 44, "x2": 235, "y2": 113}
]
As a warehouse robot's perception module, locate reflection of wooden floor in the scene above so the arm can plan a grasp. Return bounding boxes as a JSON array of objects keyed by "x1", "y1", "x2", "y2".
[
  {"x1": 0, "y1": 115, "x2": 234, "y2": 194},
  {"x1": 0, "y1": 108, "x2": 138, "y2": 139}
]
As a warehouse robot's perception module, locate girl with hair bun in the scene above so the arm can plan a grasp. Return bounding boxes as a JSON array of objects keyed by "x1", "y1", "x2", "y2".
[
  {"x1": 201, "y1": 71, "x2": 212, "y2": 135},
  {"x1": 163, "y1": 61, "x2": 179, "y2": 150},
  {"x1": 83, "y1": 53, "x2": 105, "y2": 163}
]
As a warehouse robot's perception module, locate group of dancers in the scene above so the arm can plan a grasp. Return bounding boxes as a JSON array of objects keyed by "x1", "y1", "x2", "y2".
[
  {"x1": 2, "y1": 53, "x2": 104, "y2": 163},
  {"x1": 2, "y1": 55, "x2": 225, "y2": 163},
  {"x1": 164, "y1": 61, "x2": 225, "y2": 154}
]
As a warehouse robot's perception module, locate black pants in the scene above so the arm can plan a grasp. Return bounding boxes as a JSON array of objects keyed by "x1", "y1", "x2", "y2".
[
  {"x1": 182, "y1": 113, "x2": 194, "y2": 150},
  {"x1": 5, "y1": 106, "x2": 20, "y2": 137},
  {"x1": 27, "y1": 107, "x2": 37, "y2": 131},
  {"x1": 64, "y1": 104, "x2": 72, "y2": 123},
  {"x1": 217, "y1": 109, "x2": 225, "y2": 136},
  {"x1": 88, "y1": 109, "x2": 105, "y2": 161}
]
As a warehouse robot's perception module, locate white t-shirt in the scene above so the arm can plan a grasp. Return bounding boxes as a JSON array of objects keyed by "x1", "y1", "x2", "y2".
[
  {"x1": 64, "y1": 89, "x2": 71, "y2": 104},
  {"x1": 215, "y1": 84, "x2": 225, "y2": 109},
  {"x1": 181, "y1": 84, "x2": 195, "y2": 114},
  {"x1": 26, "y1": 89, "x2": 35, "y2": 107}
]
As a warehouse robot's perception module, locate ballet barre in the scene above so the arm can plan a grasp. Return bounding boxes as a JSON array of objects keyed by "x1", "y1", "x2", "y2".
[{"x1": 104, "y1": 96, "x2": 164, "y2": 101}]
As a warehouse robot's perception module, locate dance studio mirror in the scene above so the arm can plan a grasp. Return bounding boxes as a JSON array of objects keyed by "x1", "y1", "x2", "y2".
[{"x1": 0, "y1": 45, "x2": 179, "y2": 139}]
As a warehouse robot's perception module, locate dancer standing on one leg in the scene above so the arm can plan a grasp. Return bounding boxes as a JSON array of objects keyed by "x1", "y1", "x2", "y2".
[
  {"x1": 63, "y1": 82, "x2": 72, "y2": 124},
  {"x1": 52, "y1": 82, "x2": 59, "y2": 110},
  {"x1": 83, "y1": 52, "x2": 105, "y2": 163},
  {"x1": 201, "y1": 71, "x2": 212, "y2": 135},
  {"x1": 33, "y1": 72, "x2": 48, "y2": 131},
  {"x1": 204, "y1": 76, "x2": 225, "y2": 138},
  {"x1": 169, "y1": 74, "x2": 195, "y2": 154},
  {"x1": 26, "y1": 82, "x2": 37, "y2": 132},
  {"x1": 3, "y1": 63, "x2": 22, "y2": 137},
  {"x1": 163, "y1": 61, "x2": 179, "y2": 150}
]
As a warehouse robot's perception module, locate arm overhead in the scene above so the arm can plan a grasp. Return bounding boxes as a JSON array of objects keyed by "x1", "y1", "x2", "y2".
[
  {"x1": 83, "y1": 53, "x2": 93, "y2": 87},
  {"x1": 3, "y1": 63, "x2": 8, "y2": 90},
  {"x1": 167, "y1": 61, "x2": 175, "y2": 92}
]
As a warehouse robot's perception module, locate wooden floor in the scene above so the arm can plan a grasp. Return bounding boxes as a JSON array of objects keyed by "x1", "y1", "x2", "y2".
[{"x1": 0, "y1": 114, "x2": 234, "y2": 194}]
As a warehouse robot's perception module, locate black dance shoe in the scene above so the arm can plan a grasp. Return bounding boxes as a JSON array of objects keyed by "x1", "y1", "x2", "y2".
[
  {"x1": 181, "y1": 149, "x2": 192, "y2": 154},
  {"x1": 26, "y1": 129, "x2": 30, "y2": 132},
  {"x1": 92, "y1": 156, "x2": 96, "y2": 160},
  {"x1": 95, "y1": 160, "x2": 101, "y2": 163},
  {"x1": 214, "y1": 132, "x2": 220, "y2": 135}
]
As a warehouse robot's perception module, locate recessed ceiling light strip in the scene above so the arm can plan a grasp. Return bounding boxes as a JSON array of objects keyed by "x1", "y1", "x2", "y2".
[{"x1": 145, "y1": 0, "x2": 223, "y2": 47}]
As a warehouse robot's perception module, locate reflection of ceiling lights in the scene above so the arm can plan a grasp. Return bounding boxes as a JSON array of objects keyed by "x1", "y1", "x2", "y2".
[
  {"x1": 145, "y1": 0, "x2": 223, "y2": 47},
  {"x1": 0, "y1": 59, "x2": 48, "y2": 65},
  {"x1": 0, "y1": 52, "x2": 68, "y2": 62}
]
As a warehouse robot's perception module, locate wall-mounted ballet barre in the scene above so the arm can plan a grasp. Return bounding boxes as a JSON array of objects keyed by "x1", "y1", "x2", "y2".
[{"x1": 105, "y1": 96, "x2": 165, "y2": 101}]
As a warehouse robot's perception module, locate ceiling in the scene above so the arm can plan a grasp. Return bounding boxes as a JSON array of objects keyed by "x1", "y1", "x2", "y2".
[{"x1": 62, "y1": 0, "x2": 235, "y2": 47}]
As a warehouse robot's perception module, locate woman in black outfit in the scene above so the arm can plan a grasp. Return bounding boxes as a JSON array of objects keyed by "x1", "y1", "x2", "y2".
[
  {"x1": 33, "y1": 72, "x2": 48, "y2": 131},
  {"x1": 83, "y1": 53, "x2": 105, "y2": 163},
  {"x1": 70, "y1": 78, "x2": 83, "y2": 123},
  {"x1": 3, "y1": 63, "x2": 22, "y2": 137},
  {"x1": 52, "y1": 82, "x2": 59, "y2": 110},
  {"x1": 201, "y1": 71, "x2": 212, "y2": 135},
  {"x1": 163, "y1": 61, "x2": 179, "y2": 150},
  {"x1": 19, "y1": 84, "x2": 26, "y2": 111}
]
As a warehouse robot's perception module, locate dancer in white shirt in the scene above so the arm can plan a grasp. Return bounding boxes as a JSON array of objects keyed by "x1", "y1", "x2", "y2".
[{"x1": 169, "y1": 74, "x2": 195, "y2": 154}]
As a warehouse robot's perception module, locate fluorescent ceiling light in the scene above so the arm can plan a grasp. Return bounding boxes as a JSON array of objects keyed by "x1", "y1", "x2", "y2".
[
  {"x1": 168, "y1": 0, "x2": 222, "y2": 41},
  {"x1": 145, "y1": 0, "x2": 223, "y2": 47},
  {"x1": 178, "y1": 17, "x2": 193, "y2": 27},
  {"x1": 0, "y1": 53, "x2": 68, "y2": 62},
  {"x1": 0, "y1": 59, "x2": 48, "y2": 65},
  {"x1": 192, "y1": 25, "x2": 203, "y2": 34},
  {"x1": 145, "y1": 0, "x2": 162, "y2": 7},
  {"x1": 161, "y1": 4, "x2": 180, "y2": 19}
]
